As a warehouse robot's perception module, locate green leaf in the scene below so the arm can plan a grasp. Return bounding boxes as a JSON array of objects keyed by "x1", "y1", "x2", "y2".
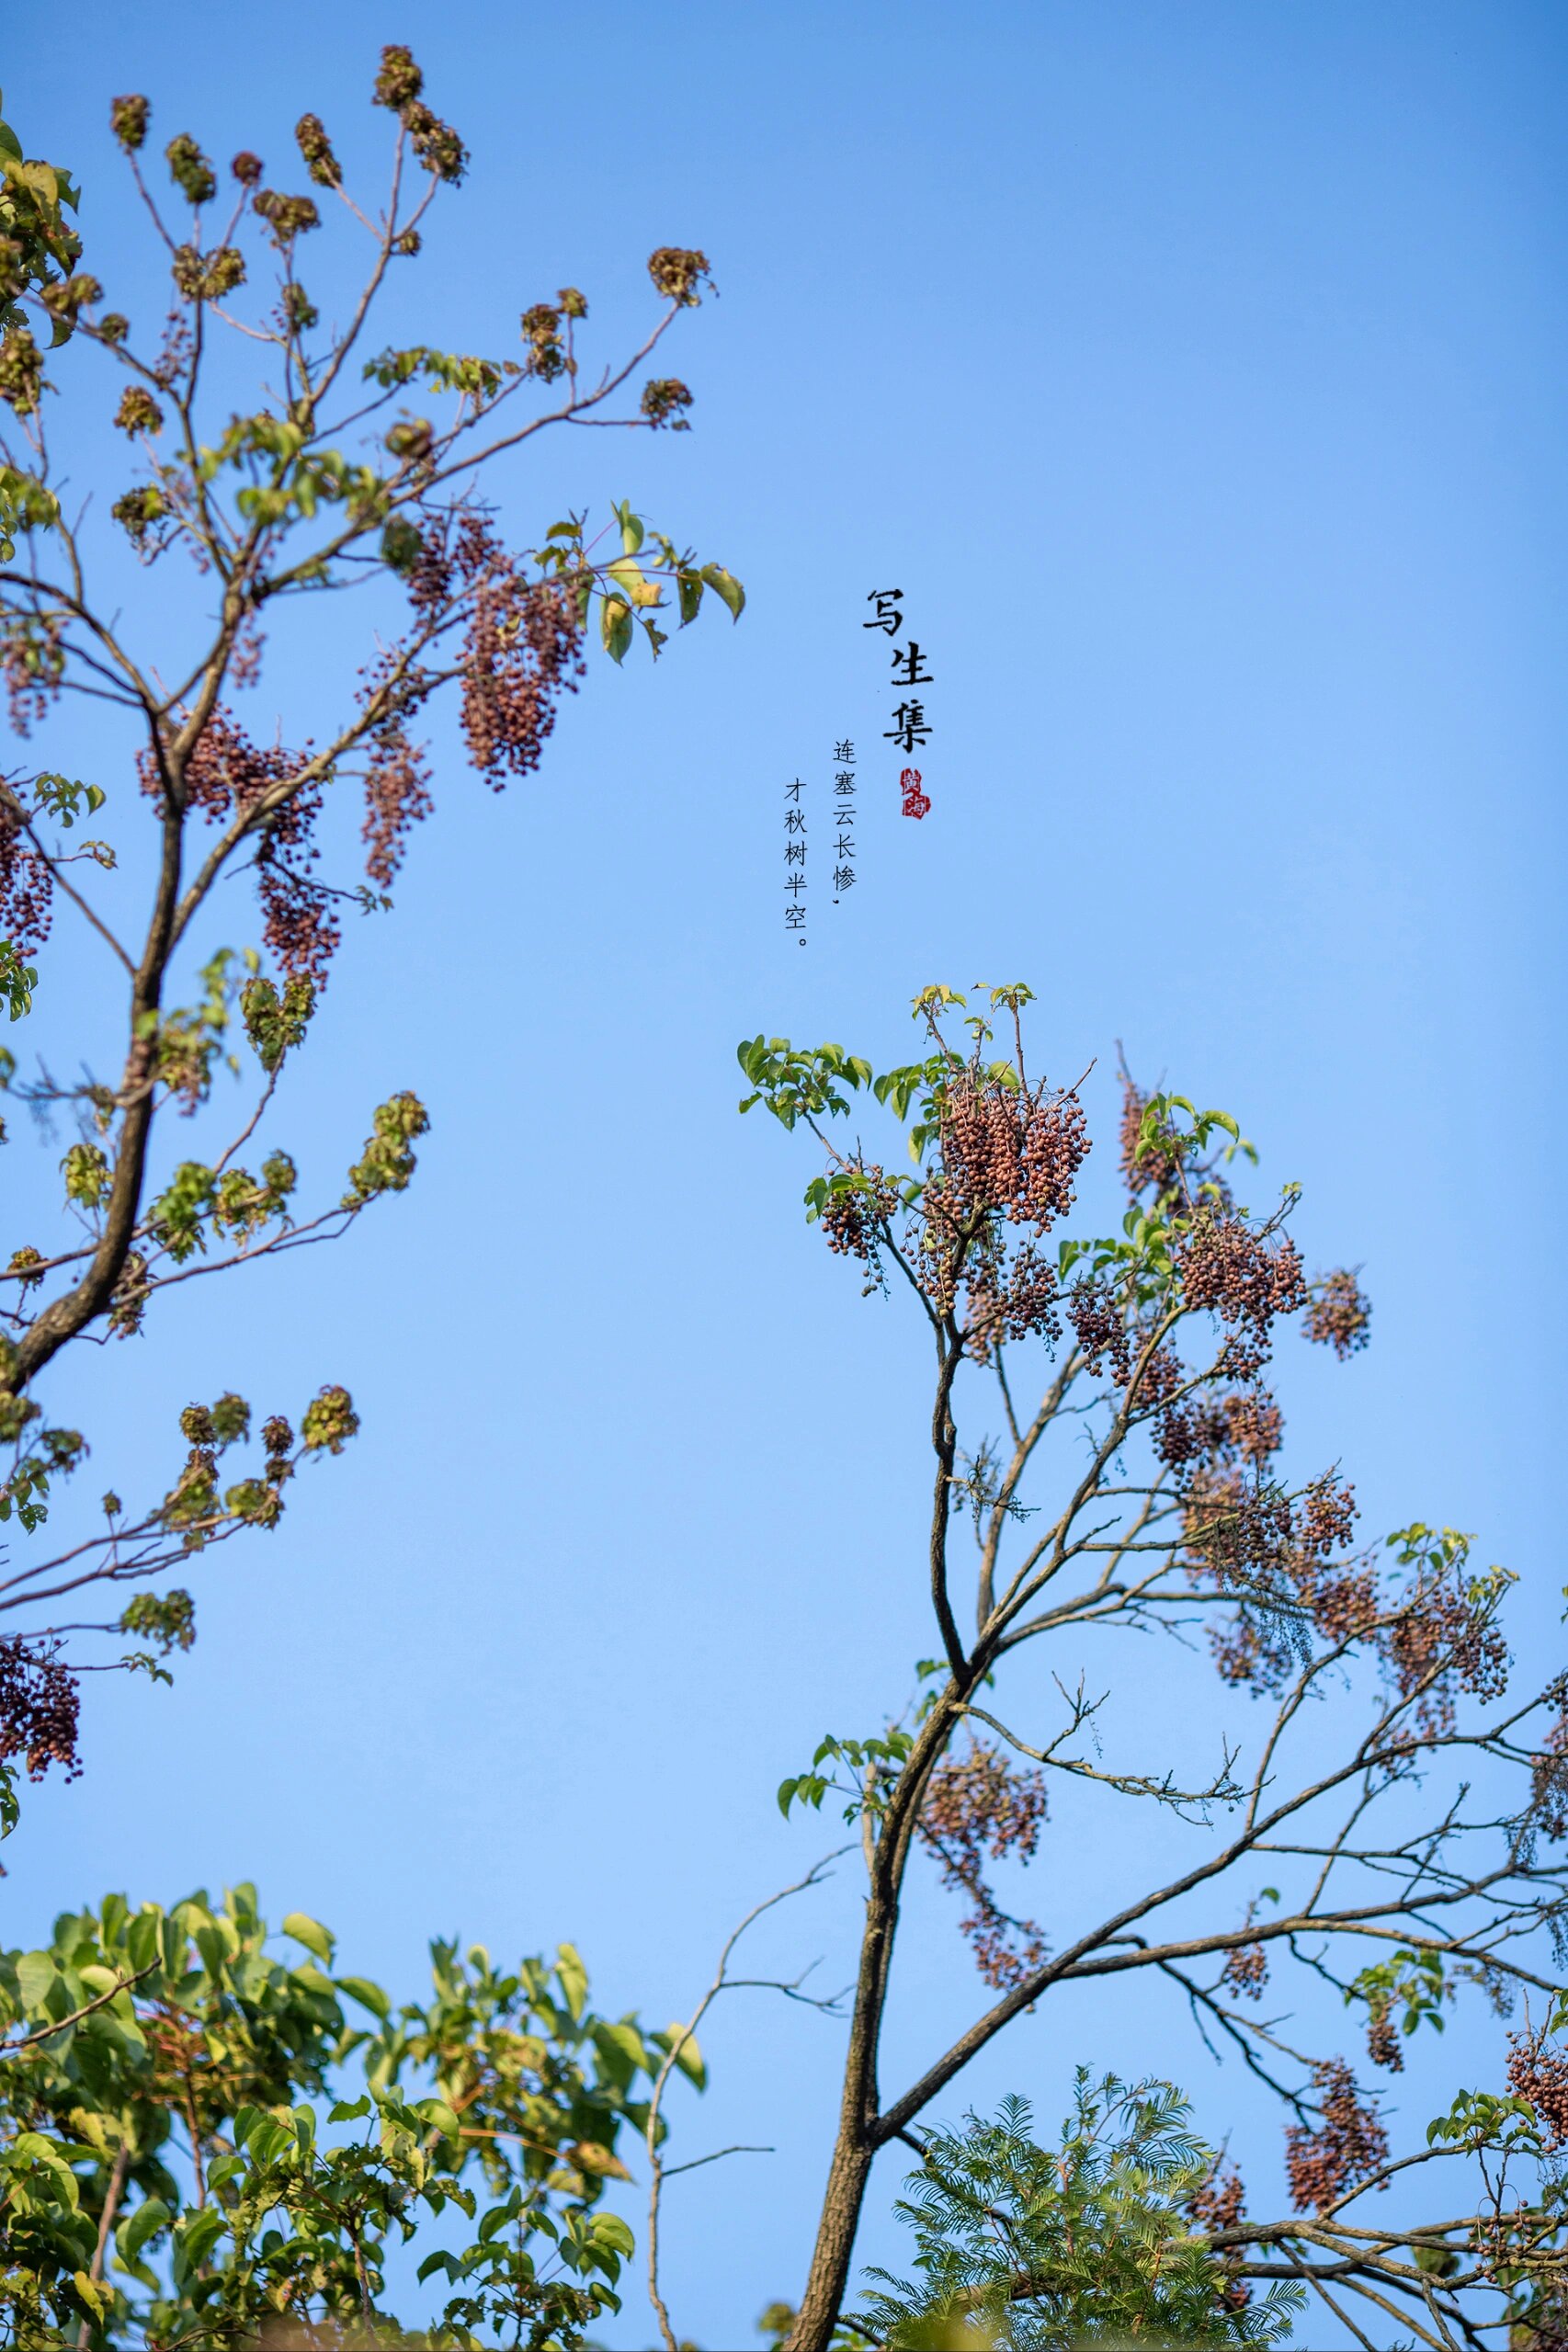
[
  {"x1": 699, "y1": 562, "x2": 745, "y2": 620},
  {"x1": 119, "y1": 2195, "x2": 171, "y2": 2264},
  {"x1": 592, "y1": 2211, "x2": 635, "y2": 2257},
  {"x1": 415, "y1": 2096, "x2": 460, "y2": 2141},
  {"x1": 336, "y1": 1973, "x2": 391, "y2": 2021},
  {"x1": 160, "y1": 1916, "x2": 187, "y2": 1978},
  {"x1": 16, "y1": 1950, "x2": 59, "y2": 2015},
  {"x1": 281, "y1": 1910, "x2": 335, "y2": 1965},
  {"x1": 11, "y1": 2131, "x2": 80, "y2": 2204},
  {"x1": 595, "y1": 2018, "x2": 651, "y2": 2086},
  {"x1": 479, "y1": 2188, "x2": 523, "y2": 2242},
  {"x1": 194, "y1": 1925, "x2": 228, "y2": 1982},
  {"x1": 174, "y1": 2204, "x2": 227, "y2": 2276},
  {"x1": 555, "y1": 1943, "x2": 588, "y2": 2021},
  {"x1": 244, "y1": 2118, "x2": 295, "y2": 2167}
]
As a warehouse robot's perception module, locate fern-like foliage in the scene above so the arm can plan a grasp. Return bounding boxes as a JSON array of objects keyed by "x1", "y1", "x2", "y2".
[{"x1": 850, "y1": 2074, "x2": 1303, "y2": 2349}]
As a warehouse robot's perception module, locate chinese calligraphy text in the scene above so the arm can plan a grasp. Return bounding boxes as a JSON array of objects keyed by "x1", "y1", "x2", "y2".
[
  {"x1": 785, "y1": 776, "x2": 807, "y2": 941},
  {"x1": 866, "y1": 586, "x2": 937, "y2": 811},
  {"x1": 833, "y1": 738, "x2": 857, "y2": 902}
]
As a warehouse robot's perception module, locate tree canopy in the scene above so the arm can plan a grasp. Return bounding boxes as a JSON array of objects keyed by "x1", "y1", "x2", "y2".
[
  {"x1": 736, "y1": 984, "x2": 1568, "y2": 2352},
  {"x1": 0, "y1": 52, "x2": 741, "y2": 1807}
]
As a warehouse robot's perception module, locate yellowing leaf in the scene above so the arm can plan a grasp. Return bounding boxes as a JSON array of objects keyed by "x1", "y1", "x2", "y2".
[
  {"x1": 599, "y1": 596, "x2": 633, "y2": 665},
  {"x1": 665, "y1": 2023, "x2": 706, "y2": 2089},
  {"x1": 73, "y1": 2273, "x2": 108, "y2": 2320},
  {"x1": 606, "y1": 556, "x2": 663, "y2": 608},
  {"x1": 281, "y1": 1911, "x2": 335, "y2": 1965}
]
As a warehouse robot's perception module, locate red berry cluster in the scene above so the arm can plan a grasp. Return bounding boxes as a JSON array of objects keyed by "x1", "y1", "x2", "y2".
[
  {"x1": 1067, "y1": 1278, "x2": 1132, "y2": 1386},
  {"x1": 903, "y1": 1065, "x2": 1090, "y2": 1350},
  {"x1": 1224, "y1": 1391, "x2": 1284, "y2": 1463},
  {"x1": 406, "y1": 511, "x2": 585, "y2": 789},
  {"x1": 936, "y1": 1077, "x2": 1024, "y2": 1215},
  {"x1": 1189, "y1": 1455, "x2": 1513, "y2": 1739},
  {"x1": 1307, "y1": 1565, "x2": 1381, "y2": 1649},
  {"x1": 361, "y1": 722, "x2": 433, "y2": 888},
  {"x1": 255, "y1": 778, "x2": 338, "y2": 988},
  {"x1": 1221, "y1": 1942, "x2": 1268, "y2": 2001},
  {"x1": 1189, "y1": 2165, "x2": 1246, "y2": 2235},
  {"x1": 1184, "y1": 1470, "x2": 1294, "y2": 1596},
  {"x1": 1284, "y1": 2060, "x2": 1389, "y2": 2213},
  {"x1": 133, "y1": 710, "x2": 340, "y2": 979},
  {"x1": 936, "y1": 1073, "x2": 1089, "y2": 1235},
  {"x1": 1155, "y1": 1387, "x2": 1286, "y2": 1475},
  {"x1": 821, "y1": 1163, "x2": 903, "y2": 1288},
  {"x1": 142, "y1": 705, "x2": 286, "y2": 824},
  {"x1": 1303, "y1": 1268, "x2": 1372, "y2": 1359},
  {"x1": 964, "y1": 1244, "x2": 1063, "y2": 1363},
  {"x1": 0, "y1": 1634, "x2": 80, "y2": 1781},
  {"x1": 0, "y1": 805, "x2": 51, "y2": 957},
  {"x1": 1179, "y1": 1211, "x2": 1308, "y2": 1338},
  {"x1": 1300, "y1": 1478, "x2": 1358, "y2": 1559},
  {"x1": 1507, "y1": 2022, "x2": 1568, "y2": 2148},
  {"x1": 2, "y1": 612, "x2": 64, "y2": 737},
  {"x1": 1365, "y1": 1999, "x2": 1403, "y2": 2074},
  {"x1": 1385, "y1": 1565, "x2": 1510, "y2": 1742},
  {"x1": 917, "y1": 1740, "x2": 1050, "y2": 1989}
]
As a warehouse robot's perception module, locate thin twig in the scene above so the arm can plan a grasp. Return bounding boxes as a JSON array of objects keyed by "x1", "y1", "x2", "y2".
[
  {"x1": 0, "y1": 1961, "x2": 156, "y2": 2052},
  {"x1": 644, "y1": 1852, "x2": 849, "y2": 2352}
]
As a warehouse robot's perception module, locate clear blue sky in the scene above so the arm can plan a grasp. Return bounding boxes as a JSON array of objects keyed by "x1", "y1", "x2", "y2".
[{"x1": 9, "y1": 4, "x2": 1567, "y2": 2343}]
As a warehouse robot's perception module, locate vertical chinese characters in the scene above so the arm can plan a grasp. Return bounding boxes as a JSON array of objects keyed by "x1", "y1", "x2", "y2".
[
  {"x1": 785, "y1": 777, "x2": 807, "y2": 941},
  {"x1": 832, "y1": 738, "x2": 857, "y2": 903},
  {"x1": 866, "y1": 587, "x2": 936, "y2": 816}
]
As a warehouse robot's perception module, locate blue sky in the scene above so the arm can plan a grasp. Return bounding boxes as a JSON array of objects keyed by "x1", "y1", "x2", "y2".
[{"x1": 8, "y1": 3, "x2": 1568, "y2": 2342}]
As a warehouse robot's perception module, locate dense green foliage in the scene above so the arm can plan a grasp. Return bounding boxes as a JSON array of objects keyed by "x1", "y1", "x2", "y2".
[
  {"x1": 0, "y1": 90, "x2": 79, "y2": 562},
  {"x1": 855, "y1": 2079, "x2": 1300, "y2": 2349},
  {"x1": 0, "y1": 1884, "x2": 697, "y2": 2346}
]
